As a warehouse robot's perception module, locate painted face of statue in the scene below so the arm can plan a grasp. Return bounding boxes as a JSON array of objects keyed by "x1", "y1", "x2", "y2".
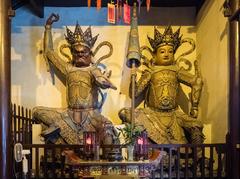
[
  {"x1": 71, "y1": 44, "x2": 92, "y2": 67},
  {"x1": 155, "y1": 45, "x2": 174, "y2": 66}
]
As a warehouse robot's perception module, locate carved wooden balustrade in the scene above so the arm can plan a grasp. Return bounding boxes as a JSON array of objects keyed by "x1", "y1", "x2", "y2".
[{"x1": 11, "y1": 104, "x2": 227, "y2": 179}]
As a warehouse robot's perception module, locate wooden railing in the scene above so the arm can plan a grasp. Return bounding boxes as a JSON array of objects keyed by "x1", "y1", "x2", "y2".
[
  {"x1": 12, "y1": 144, "x2": 227, "y2": 179},
  {"x1": 11, "y1": 104, "x2": 34, "y2": 144},
  {"x1": 11, "y1": 105, "x2": 227, "y2": 179}
]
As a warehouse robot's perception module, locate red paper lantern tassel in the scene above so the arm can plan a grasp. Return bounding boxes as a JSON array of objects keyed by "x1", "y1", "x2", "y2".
[
  {"x1": 108, "y1": 3, "x2": 116, "y2": 24},
  {"x1": 88, "y1": 0, "x2": 91, "y2": 8},
  {"x1": 116, "y1": 0, "x2": 119, "y2": 23},
  {"x1": 123, "y1": 3, "x2": 130, "y2": 24},
  {"x1": 97, "y1": 0, "x2": 101, "y2": 10},
  {"x1": 146, "y1": 0, "x2": 151, "y2": 12},
  {"x1": 119, "y1": 0, "x2": 122, "y2": 20}
]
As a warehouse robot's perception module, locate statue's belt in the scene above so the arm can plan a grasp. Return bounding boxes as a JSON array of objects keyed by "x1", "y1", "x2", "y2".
[
  {"x1": 61, "y1": 112, "x2": 81, "y2": 133},
  {"x1": 41, "y1": 109, "x2": 95, "y2": 141},
  {"x1": 68, "y1": 107, "x2": 95, "y2": 112}
]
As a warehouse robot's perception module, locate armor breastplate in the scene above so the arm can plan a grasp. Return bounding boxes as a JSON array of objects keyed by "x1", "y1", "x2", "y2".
[
  {"x1": 66, "y1": 69, "x2": 98, "y2": 109},
  {"x1": 147, "y1": 68, "x2": 179, "y2": 110}
]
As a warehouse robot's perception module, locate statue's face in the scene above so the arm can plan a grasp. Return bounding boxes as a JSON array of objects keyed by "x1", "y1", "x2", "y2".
[
  {"x1": 72, "y1": 44, "x2": 92, "y2": 67},
  {"x1": 155, "y1": 45, "x2": 174, "y2": 66}
]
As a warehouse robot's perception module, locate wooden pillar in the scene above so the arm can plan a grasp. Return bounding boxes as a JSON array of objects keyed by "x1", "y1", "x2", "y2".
[
  {"x1": 0, "y1": 0, "x2": 12, "y2": 178},
  {"x1": 227, "y1": 0, "x2": 240, "y2": 178}
]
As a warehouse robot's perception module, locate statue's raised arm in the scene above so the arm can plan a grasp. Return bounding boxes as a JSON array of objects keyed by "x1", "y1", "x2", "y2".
[
  {"x1": 43, "y1": 13, "x2": 68, "y2": 75},
  {"x1": 46, "y1": 13, "x2": 59, "y2": 26}
]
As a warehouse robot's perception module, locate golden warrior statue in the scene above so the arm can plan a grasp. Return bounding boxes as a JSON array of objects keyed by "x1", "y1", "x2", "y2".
[
  {"x1": 119, "y1": 26, "x2": 204, "y2": 145},
  {"x1": 33, "y1": 13, "x2": 118, "y2": 147}
]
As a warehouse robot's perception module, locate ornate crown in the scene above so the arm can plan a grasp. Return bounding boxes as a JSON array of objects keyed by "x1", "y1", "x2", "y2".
[
  {"x1": 65, "y1": 23, "x2": 99, "y2": 49},
  {"x1": 147, "y1": 26, "x2": 182, "y2": 52}
]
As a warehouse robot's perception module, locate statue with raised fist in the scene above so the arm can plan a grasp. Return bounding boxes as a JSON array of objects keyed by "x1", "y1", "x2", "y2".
[{"x1": 33, "y1": 14, "x2": 118, "y2": 150}]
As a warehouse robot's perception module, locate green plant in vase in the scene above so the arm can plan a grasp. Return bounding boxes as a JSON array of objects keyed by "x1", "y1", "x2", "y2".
[
  {"x1": 118, "y1": 123, "x2": 144, "y2": 145},
  {"x1": 117, "y1": 123, "x2": 144, "y2": 161}
]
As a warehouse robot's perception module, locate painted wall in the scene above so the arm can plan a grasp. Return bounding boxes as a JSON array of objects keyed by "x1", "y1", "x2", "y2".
[
  {"x1": 196, "y1": 0, "x2": 228, "y2": 143},
  {"x1": 11, "y1": 4, "x2": 228, "y2": 143}
]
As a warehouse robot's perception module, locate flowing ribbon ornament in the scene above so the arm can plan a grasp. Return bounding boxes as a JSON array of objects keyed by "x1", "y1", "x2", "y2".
[
  {"x1": 137, "y1": 0, "x2": 143, "y2": 13},
  {"x1": 175, "y1": 38, "x2": 196, "y2": 71},
  {"x1": 92, "y1": 41, "x2": 113, "y2": 65}
]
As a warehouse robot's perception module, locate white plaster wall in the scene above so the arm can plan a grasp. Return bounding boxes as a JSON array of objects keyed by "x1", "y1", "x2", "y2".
[{"x1": 196, "y1": 0, "x2": 229, "y2": 143}]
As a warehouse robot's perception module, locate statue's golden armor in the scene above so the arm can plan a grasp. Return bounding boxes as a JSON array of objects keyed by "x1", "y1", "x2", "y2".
[
  {"x1": 146, "y1": 67, "x2": 178, "y2": 110},
  {"x1": 67, "y1": 68, "x2": 99, "y2": 109}
]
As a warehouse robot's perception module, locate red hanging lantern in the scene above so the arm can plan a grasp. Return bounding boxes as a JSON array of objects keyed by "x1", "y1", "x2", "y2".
[
  {"x1": 83, "y1": 131, "x2": 96, "y2": 160},
  {"x1": 135, "y1": 131, "x2": 148, "y2": 160}
]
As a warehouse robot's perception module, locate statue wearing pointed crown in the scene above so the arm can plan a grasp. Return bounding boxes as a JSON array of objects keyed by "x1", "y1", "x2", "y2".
[
  {"x1": 33, "y1": 14, "x2": 119, "y2": 151},
  {"x1": 119, "y1": 26, "x2": 204, "y2": 145}
]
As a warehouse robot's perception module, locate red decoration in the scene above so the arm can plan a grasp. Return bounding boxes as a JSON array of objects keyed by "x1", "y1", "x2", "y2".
[
  {"x1": 88, "y1": 0, "x2": 91, "y2": 8},
  {"x1": 123, "y1": 3, "x2": 130, "y2": 24},
  {"x1": 146, "y1": 0, "x2": 151, "y2": 12},
  {"x1": 135, "y1": 131, "x2": 148, "y2": 160},
  {"x1": 83, "y1": 131, "x2": 96, "y2": 160},
  {"x1": 97, "y1": 0, "x2": 101, "y2": 10},
  {"x1": 86, "y1": 137, "x2": 92, "y2": 145},
  {"x1": 137, "y1": 137, "x2": 144, "y2": 145},
  {"x1": 108, "y1": 3, "x2": 116, "y2": 24},
  {"x1": 116, "y1": 0, "x2": 119, "y2": 23},
  {"x1": 119, "y1": 0, "x2": 123, "y2": 20}
]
